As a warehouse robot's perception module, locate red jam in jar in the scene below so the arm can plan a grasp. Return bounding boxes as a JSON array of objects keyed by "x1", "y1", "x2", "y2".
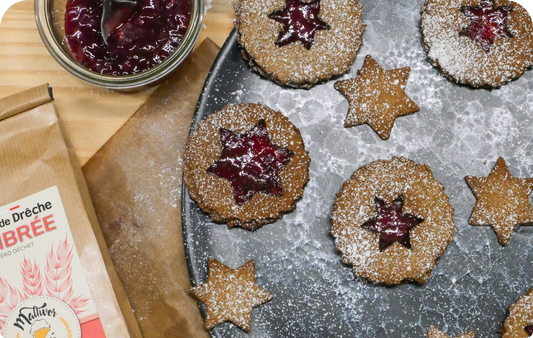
[{"x1": 65, "y1": 0, "x2": 191, "y2": 75}]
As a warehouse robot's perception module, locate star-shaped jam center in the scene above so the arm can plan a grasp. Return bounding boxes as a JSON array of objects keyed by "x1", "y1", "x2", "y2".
[
  {"x1": 188, "y1": 259, "x2": 273, "y2": 332},
  {"x1": 526, "y1": 325, "x2": 533, "y2": 336},
  {"x1": 466, "y1": 157, "x2": 533, "y2": 245},
  {"x1": 459, "y1": 0, "x2": 513, "y2": 52},
  {"x1": 207, "y1": 120, "x2": 294, "y2": 206},
  {"x1": 268, "y1": 0, "x2": 330, "y2": 50},
  {"x1": 361, "y1": 196, "x2": 423, "y2": 252}
]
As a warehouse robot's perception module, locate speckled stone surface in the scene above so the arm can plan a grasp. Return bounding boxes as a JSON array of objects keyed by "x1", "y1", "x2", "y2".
[{"x1": 183, "y1": 0, "x2": 533, "y2": 336}]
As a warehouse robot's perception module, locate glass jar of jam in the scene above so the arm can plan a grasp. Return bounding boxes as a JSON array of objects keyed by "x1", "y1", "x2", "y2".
[{"x1": 35, "y1": 0, "x2": 204, "y2": 90}]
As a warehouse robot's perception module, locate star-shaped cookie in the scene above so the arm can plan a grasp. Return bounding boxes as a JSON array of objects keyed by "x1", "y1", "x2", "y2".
[
  {"x1": 334, "y1": 55, "x2": 419, "y2": 140},
  {"x1": 466, "y1": 157, "x2": 533, "y2": 245},
  {"x1": 427, "y1": 325, "x2": 475, "y2": 338},
  {"x1": 189, "y1": 259, "x2": 273, "y2": 332}
]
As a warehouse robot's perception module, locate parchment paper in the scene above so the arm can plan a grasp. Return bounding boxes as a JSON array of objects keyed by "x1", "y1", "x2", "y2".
[{"x1": 82, "y1": 39, "x2": 219, "y2": 338}]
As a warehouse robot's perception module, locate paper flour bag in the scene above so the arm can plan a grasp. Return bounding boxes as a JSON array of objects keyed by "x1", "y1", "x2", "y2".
[{"x1": 0, "y1": 84, "x2": 142, "y2": 338}]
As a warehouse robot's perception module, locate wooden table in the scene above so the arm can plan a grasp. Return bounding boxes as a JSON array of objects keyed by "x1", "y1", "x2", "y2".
[{"x1": 0, "y1": 0, "x2": 235, "y2": 165}]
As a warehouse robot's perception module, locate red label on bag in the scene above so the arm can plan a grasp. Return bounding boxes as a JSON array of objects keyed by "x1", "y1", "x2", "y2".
[{"x1": 0, "y1": 187, "x2": 105, "y2": 338}]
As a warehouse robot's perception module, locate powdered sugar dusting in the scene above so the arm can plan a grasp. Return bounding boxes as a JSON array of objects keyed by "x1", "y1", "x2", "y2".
[
  {"x1": 331, "y1": 157, "x2": 455, "y2": 285},
  {"x1": 184, "y1": 103, "x2": 310, "y2": 229},
  {"x1": 428, "y1": 325, "x2": 476, "y2": 337},
  {"x1": 235, "y1": 0, "x2": 365, "y2": 87},
  {"x1": 466, "y1": 157, "x2": 533, "y2": 245},
  {"x1": 335, "y1": 55, "x2": 419, "y2": 140},
  {"x1": 184, "y1": 0, "x2": 533, "y2": 336},
  {"x1": 501, "y1": 289, "x2": 533, "y2": 337},
  {"x1": 421, "y1": 0, "x2": 533, "y2": 87},
  {"x1": 189, "y1": 259, "x2": 273, "y2": 332}
]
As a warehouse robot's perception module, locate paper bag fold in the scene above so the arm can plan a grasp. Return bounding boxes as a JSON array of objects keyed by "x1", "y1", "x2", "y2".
[{"x1": 0, "y1": 84, "x2": 142, "y2": 338}]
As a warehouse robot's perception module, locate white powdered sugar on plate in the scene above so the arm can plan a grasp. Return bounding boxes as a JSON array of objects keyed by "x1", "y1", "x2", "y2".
[
  {"x1": 184, "y1": 0, "x2": 533, "y2": 336},
  {"x1": 501, "y1": 289, "x2": 533, "y2": 337},
  {"x1": 331, "y1": 157, "x2": 455, "y2": 285},
  {"x1": 420, "y1": 0, "x2": 533, "y2": 87}
]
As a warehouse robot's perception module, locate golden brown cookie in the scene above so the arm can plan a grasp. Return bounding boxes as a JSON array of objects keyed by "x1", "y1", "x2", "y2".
[
  {"x1": 189, "y1": 259, "x2": 273, "y2": 332},
  {"x1": 466, "y1": 157, "x2": 533, "y2": 245},
  {"x1": 235, "y1": 0, "x2": 365, "y2": 88},
  {"x1": 501, "y1": 289, "x2": 533, "y2": 338},
  {"x1": 184, "y1": 103, "x2": 310, "y2": 230},
  {"x1": 421, "y1": 0, "x2": 533, "y2": 88},
  {"x1": 330, "y1": 157, "x2": 455, "y2": 285},
  {"x1": 334, "y1": 55, "x2": 419, "y2": 140},
  {"x1": 428, "y1": 325, "x2": 475, "y2": 338}
]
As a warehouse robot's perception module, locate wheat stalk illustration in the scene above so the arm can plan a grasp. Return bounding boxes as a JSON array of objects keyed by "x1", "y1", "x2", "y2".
[
  {"x1": 45, "y1": 238, "x2": 89, "y2": 316},
  {"x1": 0, "y1": 277, "x2": 22, "y2": 333},
  {"x1": 60, "y1": 316, "x2": 73, "y2": 338},
  {"x1": 0, "y1": 238, "x2": 90, "y2": 333},
  {"x1": 20, "y1": 257, "x2": 43, "y2": 298}
]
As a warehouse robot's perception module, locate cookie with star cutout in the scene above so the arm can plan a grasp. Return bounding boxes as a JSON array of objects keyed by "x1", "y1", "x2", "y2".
[
  {"x1": 184, "y1": 103, "x2": 310, "y2": 230},
  {"x1": 501, "y1": 288, "x2": 533, "y2": 338},
  {"x1": 421, "y1": 0, "x2": 533, "y2": 88},
  {"x1": 466, "y1": 157, "x2": 533, "y2": 245},
  {"x1": 427, "y1": 326, "x2": 475, "y2": 338},
  {"x1": 334, "y1": 55, "x2": 419, "y2": 140},
  {"x1": 189, "y1": 259, "x2": 273, "y2": 332},
  {"x1": 330, "y1": 157, "x2": 455, "y2": 285},
  {"x1": 234, "y1": 0, "x2": 365, "y2": 88}
]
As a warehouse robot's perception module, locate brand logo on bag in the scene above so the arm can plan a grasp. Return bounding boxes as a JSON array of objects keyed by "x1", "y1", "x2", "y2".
[{"x1": 4, "y1": 296, "x2": 81, "y2": 338}]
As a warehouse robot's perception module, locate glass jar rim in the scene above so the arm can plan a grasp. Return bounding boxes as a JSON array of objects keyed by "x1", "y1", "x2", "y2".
[{"x1": 34, "y1": 0, "x2": 205, "y2": 90}]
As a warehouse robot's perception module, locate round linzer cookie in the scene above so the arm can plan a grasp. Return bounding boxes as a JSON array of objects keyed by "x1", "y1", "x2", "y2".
[
  {"x1": 501, "y1": 289, "x2": 533, "y2": 338},
  {"x1": 420, "y1": 0, "x2": 533, "y2": 88},
  {"x1": 234, "y1": 0, "x2": 365, "y2": 88},
  {"x1": 184, "y1": 103, "x2": 310, "y2": 230},
  {"x1": 330, "y1": 157, "x2": 455, "y2": 285}
]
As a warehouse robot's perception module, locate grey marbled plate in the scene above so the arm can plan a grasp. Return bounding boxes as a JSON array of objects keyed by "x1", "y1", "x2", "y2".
[{"x1": 183, "y1": 1, "x2": 533, "y2": 336}]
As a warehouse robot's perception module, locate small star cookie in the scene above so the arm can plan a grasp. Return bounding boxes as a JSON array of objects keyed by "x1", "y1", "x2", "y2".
[
  {"x1": 189, "y1": 259, "x2": 273, "y2": 332},
  {"x1": 501, "y1": 289, "x2": 533, "y2": 338},
  {"x1": 466, "y1": 157, "x2": 533, "y2": 245},
  {"x1": 334, "y1": 54, "x2": 419, "y2": 140},
  {"x1": 427, "y1": 325, "x2": 475, "y2": 338}
]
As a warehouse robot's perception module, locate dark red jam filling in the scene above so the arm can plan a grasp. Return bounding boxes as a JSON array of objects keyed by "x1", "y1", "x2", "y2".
[
  {"x1": 525, "y1": 325, "x2": 533, "y2": 335},
  {"x1": 460, "y1": 0, "x2": 513, "y2": 53},
  {"x1": 207, "y1": 120, "x2": 294, "y2": 206},
  {"x1": 268, "y1": 0, "x2": 329, "y2": 50},
  {"x1": 65, "y1": 0, "x2": 191, "y2": 75},
  {"x1": 362, "y1": 196, "x2": 423, "y2": 252}
]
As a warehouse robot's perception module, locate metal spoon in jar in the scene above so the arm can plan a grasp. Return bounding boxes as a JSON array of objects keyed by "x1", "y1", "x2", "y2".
[{"x1": 101, "y1": 0, "x2": 138, "y2": 45}]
